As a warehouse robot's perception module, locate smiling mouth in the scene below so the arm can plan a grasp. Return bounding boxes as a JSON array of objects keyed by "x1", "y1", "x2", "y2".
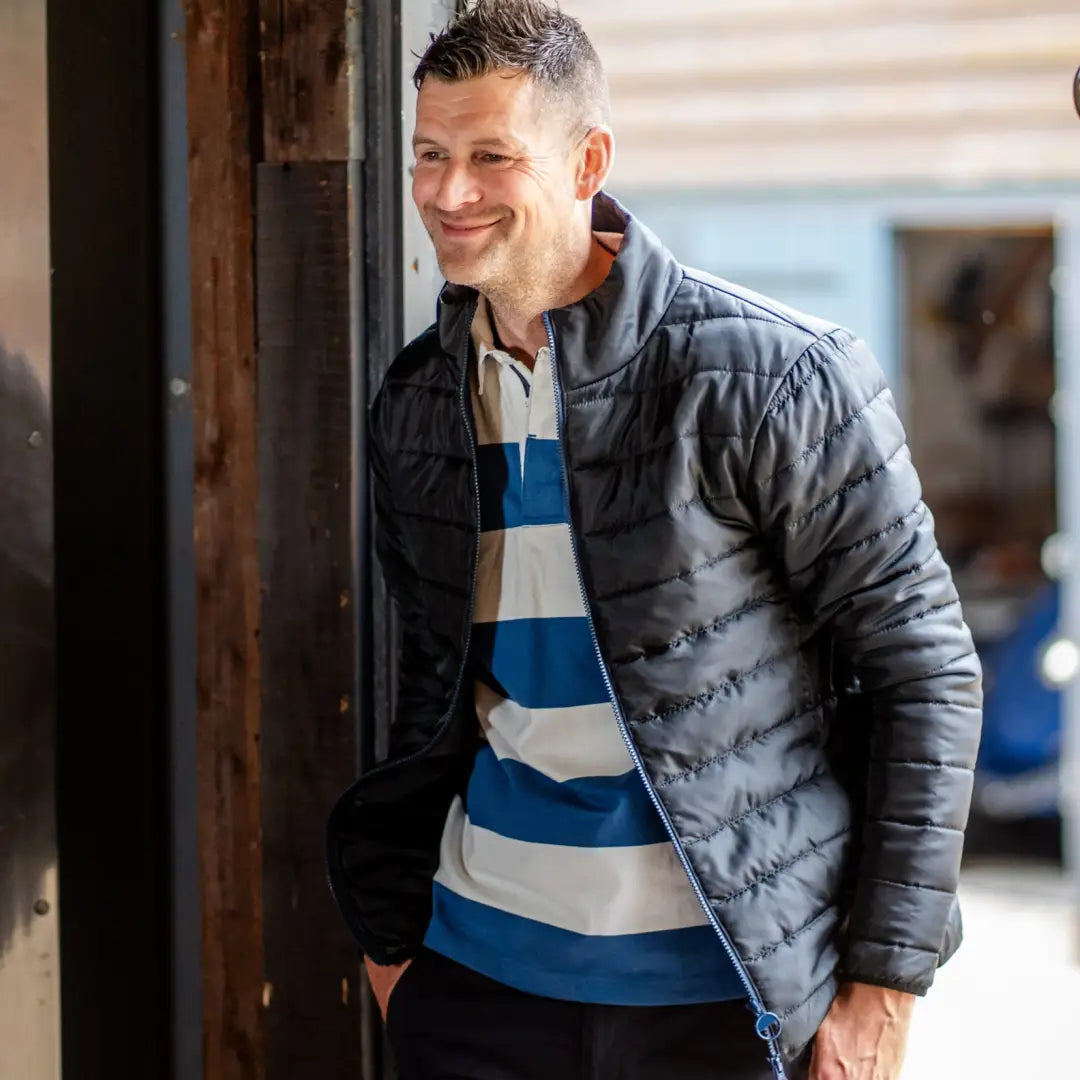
[{"x1": 439, "y1": 220, "x2": 498, "y2": 238}]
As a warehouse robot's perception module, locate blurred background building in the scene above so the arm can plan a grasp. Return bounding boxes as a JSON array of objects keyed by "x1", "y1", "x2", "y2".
[{"x1": 2, "y1": 1, "x2": 1079, "y2": 1078}]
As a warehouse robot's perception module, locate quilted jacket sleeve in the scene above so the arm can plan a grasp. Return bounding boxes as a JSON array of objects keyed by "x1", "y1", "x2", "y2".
[
  {"x1": 326, "y1": 388, "x2": 468, "y2": 966},
  {"x1": 370, "y1": 387, "x2": 454, "y2": 758},
  {"x1": 747, "y1": 328, "x2": 983, "y2": 996}
]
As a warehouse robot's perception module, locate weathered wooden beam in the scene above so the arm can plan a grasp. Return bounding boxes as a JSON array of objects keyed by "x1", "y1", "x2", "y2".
[
  {"x1": 185, "y1": 2, "x2": 266, "y2": 1078},
  {"x1": 259, "y1": 0, "x2": 350, "y2": 164},
  {"x1": 255, "y1": 0, "x2": 361, "y2": 1073},
  {"x1": 255, "y1": 160, "x2": 361, "y2": 1080}
]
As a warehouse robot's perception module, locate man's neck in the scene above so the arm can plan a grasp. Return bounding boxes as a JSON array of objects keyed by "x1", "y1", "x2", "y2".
[{"x1": 484, "y1": 232, "x2": 616, "y2": 366}]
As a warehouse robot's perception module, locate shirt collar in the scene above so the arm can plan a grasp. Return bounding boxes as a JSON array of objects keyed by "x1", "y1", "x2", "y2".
[{"x1": 471, "y1": 298, "x2": 512, "y2": 395}]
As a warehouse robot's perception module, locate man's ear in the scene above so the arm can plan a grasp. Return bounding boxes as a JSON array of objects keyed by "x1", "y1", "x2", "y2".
[{"x1": 576, "y1": 127, "x2": 614, "y2": 201}]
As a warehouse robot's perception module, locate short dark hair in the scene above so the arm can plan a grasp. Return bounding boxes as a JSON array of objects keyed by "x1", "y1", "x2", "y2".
[{"x1": 413, "y1": 0, "x2": 610, "y2": 134}]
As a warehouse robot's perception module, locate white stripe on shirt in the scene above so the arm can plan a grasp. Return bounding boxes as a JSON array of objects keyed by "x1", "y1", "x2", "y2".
[
  {"x1": 434, "y1": 798, "x2": 710, "y2": 937},
  {"x1": 474, "y1": 524, "x2": 588, "y2": 625},
  {"x1": 475, "y1": 684, "x2": 631, "y2": 782}
]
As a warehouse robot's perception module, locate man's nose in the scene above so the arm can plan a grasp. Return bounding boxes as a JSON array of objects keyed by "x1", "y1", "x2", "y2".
[{"x1": 434, "y1": 160, "x2": 481, "y2": 212}]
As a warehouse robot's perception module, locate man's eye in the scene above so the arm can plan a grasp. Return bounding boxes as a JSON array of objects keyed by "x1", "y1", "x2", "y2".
[
  {"x1": 418, "y1": 151, "x2": 444, "y2": 162},
  {"x1": 480, "y1": 153, "x2": 508, "y2": 164}
]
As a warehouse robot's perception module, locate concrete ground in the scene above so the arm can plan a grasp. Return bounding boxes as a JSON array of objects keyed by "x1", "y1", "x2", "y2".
[{"x1": 902, "y1": 858, "x2": 1080, "y2": 1078}]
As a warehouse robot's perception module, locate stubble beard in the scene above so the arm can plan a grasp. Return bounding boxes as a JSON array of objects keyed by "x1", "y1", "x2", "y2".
[
  {"x1": 428, "y1": 214, "x2": 504, "y2": 291},
  {"x1": 434, "y1": 230, "x2": 534, "y2": 315},
  {"x1": 429, "y1": 215, "x2": 580, "y2": 320}
]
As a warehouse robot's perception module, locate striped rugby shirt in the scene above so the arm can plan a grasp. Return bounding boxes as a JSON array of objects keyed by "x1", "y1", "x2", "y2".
[{"x1": 423, "y1": 285, "x2": 744, "y2": 1005}]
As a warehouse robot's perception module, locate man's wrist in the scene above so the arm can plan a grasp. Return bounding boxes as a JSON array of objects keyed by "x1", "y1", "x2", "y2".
[{"x1": 839, "y1": 981, "x2": 916, "y2": 1016}]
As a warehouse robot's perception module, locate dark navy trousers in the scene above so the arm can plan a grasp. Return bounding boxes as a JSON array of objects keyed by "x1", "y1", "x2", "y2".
[{"x1": 385, "y1": 948, "x2": 811, "y2": 1080}]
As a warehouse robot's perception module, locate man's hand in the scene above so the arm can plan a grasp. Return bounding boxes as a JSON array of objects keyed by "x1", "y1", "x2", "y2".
[
  {"x1": 363, "y1": 956, "x2": 413, "y2": 1021},
  {"x1": 809, "y1": 982, "x2": 915, "y2": 1080}
]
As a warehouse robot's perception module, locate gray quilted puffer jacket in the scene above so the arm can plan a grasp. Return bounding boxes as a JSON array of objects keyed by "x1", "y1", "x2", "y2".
[{"x1": 327, "y1": 192, "x2": 982, "y2": 1073}]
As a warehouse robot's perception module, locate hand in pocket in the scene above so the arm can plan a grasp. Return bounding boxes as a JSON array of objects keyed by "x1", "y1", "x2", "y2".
[{"x1": 364, "y1": 956, "x2": 414, "y2": 1021}]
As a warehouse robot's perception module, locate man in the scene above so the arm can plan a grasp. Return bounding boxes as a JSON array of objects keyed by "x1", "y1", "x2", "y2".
[{"x1": 327, "y1": 2, "x2": 982, "y2": 1078}]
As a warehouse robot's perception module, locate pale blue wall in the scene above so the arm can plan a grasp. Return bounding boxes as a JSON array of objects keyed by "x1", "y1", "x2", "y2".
[
  {"x1": 618, "y1": 191, "x2": 897, "y2": 387},
  {"x1": 618, "y1": 184, "x2": 1080, "y2": 421}
]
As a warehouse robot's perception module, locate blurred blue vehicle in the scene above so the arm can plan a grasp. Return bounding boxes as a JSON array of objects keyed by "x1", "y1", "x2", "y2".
[{"x1": 973, "y1": 582, "x2": 1063, "y2": 822}]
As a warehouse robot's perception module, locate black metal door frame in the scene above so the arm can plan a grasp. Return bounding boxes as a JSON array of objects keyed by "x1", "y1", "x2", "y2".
[{"x1": 48, "y1": 0, "x2": 172, "y2": 1077}]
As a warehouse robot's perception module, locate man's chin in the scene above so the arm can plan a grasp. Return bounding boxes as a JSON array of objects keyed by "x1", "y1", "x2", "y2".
[{"x1": 435, "y1": 253, "x2": 488, "y2": 290}]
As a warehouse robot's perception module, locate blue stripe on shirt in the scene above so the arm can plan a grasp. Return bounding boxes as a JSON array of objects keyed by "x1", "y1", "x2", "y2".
[
  {"x1": 477, "y1": 441, "x2": 564, "y2": 531},
  {"x1": 464, "y1": 745, "x2": 669, "y2": 847},
  {"x1": 425, "y1": 883, "x2": 747, "y2": 1006},
  {"x1": 472, "y1": 617, "x2": 609, "y2": 709}
]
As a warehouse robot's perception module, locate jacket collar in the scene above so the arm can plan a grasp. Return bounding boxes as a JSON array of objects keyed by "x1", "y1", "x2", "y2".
[{"x1": 435, "y1": 192, "x2": 684, "y2": 390}]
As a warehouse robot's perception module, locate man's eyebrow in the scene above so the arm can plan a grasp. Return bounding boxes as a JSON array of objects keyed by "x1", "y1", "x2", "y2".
[
  {"x1": 476, "y1": 136, "x2": 524, "y2": 153},
  {"x1": 411, "y1": 133, "x2": 523, "y2": 152}
]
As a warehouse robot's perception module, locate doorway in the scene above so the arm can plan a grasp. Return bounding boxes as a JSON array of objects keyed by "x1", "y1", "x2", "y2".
[{"x1": 898, "y1": 225, "x2": 1062, "y2": 854}]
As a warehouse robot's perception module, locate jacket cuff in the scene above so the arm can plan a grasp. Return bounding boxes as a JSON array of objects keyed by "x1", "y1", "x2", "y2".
[
  {"x1": 839, "y1": 938, "x2": 938, "y2": 997},
  {"x1": 360, "y1": 940, "x2": 420, "y2": 967}
]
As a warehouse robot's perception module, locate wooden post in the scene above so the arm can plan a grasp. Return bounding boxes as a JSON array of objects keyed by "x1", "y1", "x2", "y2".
[
  {"x1": 186, "y1": 2, "x2": 266, "y2": 1079},
  {"x1": 255, "y1": 159, "x2": 361, "y2": 1080},
  {"x1": 259, "y1": 0, "x2": 350, "y2": 164},
  {"x1": 256, "y1": 2, "x2": 362, "y2": 1076},
  {"x1": 187, "y1": 0, "x2": 362, "y2": 1076}
]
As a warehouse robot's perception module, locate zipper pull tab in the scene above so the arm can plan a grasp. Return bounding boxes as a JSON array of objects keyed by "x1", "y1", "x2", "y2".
[
  {"x1": 767, "y1": 1045, "x2": 787, "y2": 1080},
  {"x1": 754, "y1": 1013, "x2": 786, "y2": 1079}
]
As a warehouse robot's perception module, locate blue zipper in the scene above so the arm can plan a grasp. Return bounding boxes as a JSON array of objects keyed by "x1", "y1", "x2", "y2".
[{"x1": 542, "y1": 313, "x2": 788, "y2": 1079}]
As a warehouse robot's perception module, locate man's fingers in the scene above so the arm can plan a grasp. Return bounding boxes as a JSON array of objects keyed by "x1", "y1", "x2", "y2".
[
  {"x1": 809, "y1": 1061, "x2": 843, "y2": 1080},
  {"x1": 363, "y1": 956, "x2": 412, "y2": 1023},
  {"x1": 808, "y1": 1039, "x2": 845, "y2": 1080}
]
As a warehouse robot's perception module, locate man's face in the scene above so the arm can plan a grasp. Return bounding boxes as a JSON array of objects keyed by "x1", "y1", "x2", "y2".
[{"x1": 412, "y1": 71, "x2": 582, "y2": 296}]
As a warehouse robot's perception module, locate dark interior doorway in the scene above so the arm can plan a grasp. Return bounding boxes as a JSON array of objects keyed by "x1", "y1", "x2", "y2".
[{"x1": 898, "y1": 225, "x2": 1062, "y2": 858}]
